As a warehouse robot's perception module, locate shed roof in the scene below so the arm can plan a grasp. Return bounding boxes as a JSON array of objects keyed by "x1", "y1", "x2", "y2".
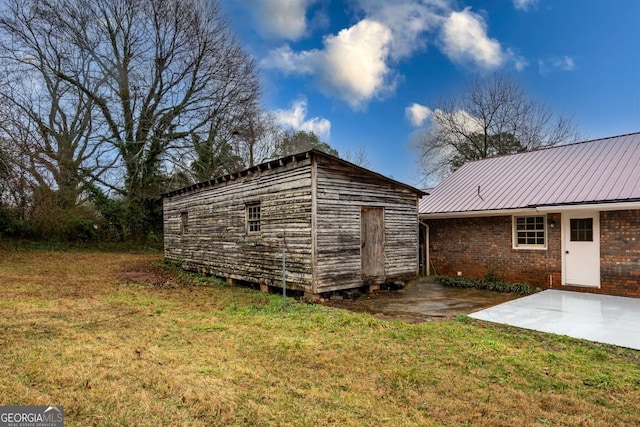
[
  {"x1": 419, "y1": 132, "x2": 640, "y2": 215},
  {"x1": 164, "y1": 149, "x2": 426, "y2": 198}
]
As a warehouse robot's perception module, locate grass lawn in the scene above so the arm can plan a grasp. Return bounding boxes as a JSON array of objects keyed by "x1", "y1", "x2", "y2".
[{"x1": 0, "y1": 250, "x2": 638, "y2": 426}]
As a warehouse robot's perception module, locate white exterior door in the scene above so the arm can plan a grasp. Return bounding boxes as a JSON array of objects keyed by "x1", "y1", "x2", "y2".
[{"x1": 562, "y1": 211, "x2": 600, "y2": 287}]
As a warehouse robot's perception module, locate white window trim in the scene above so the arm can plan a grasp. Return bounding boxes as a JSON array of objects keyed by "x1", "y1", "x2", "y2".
[{"x1": 512, "y1": 214, "x2": 547, "y2": 250}]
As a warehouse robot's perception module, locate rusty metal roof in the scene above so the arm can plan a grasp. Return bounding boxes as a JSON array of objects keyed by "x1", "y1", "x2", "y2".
[
  {"x1": 164, "y1": 149, "x2": 426, "y2": 198},
  {"x1": 419, "y1": 132, "x2": 640, "y2": 214}
]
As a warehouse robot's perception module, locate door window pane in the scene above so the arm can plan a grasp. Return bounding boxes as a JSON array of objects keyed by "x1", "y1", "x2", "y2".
[{"x1": 570, "y1": 218, "x2": 593, "y2": 242}]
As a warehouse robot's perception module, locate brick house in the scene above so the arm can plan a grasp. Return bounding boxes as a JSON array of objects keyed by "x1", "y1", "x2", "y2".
[{"x1": 419, "y1": 132, "x2": 640, "y2": 298}]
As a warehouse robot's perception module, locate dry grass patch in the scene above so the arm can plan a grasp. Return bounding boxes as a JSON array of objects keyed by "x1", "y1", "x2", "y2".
[{"x1": 0, "y1": 249, "x2": 639, "y2": 426}]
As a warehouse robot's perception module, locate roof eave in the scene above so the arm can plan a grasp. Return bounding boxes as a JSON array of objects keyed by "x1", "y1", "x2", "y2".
[
  {"x1": 163, "y1": 149, "x2": 426, "y2": 198},
  {"x1": 535, "y1": 199, "x2": 640, "y2": 212},
  {"x1": 420, "y1": 199, "x2": 640, "y2": 218},
  {"x1": 420, "y1": 207, "x2": 540, "y2": 219}
]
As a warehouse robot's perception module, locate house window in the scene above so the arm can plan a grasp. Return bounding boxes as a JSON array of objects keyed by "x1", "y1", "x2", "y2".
[
  {"x1": 570, "y1": 218, "x2": 593, "y2": 242},
  {"x1": 246, "y1": 203, "x2": 261, "y2": 233},
  {"x1": 513, "y1": 215, "x2": 546, "y2": 248},
  {"x1": 180, "y1": 211, "x2": 188, "y2": 234}
]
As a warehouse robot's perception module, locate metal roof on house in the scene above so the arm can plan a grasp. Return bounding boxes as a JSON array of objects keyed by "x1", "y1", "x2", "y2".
[{"x1": 419, "y1": 132, "x2": 640, "y2": 215}]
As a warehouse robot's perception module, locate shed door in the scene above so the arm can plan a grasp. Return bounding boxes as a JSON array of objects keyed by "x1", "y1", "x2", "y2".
[
  {"x1": 361, "y1": 207, "x2": 385, "y2": 279},
  {"x1": 562, "y1": 211, "x2": 600, "y2": 287}
]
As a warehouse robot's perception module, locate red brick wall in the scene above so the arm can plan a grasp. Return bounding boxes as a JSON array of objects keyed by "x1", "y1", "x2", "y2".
[
  {"x1": 600, "y1": 210, "x2": 640, "y2": 297},
  {"x1": 426, "y1": 210, "x2": 640, "y2": 298},
  {"x1": 426, "y1": 214, "x2": 562, "y2": 288}
]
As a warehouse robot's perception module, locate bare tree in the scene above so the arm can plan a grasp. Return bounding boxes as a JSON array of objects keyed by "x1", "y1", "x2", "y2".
[
  {"x1": 232, "y1": 110, "x2": 282, "y2": 167},
  {"x1": 0, "y1": 97, "x2": 40, "y2": 230},
  {"x1": 418, "y1": 75, "x2": 579, "y2": 184},
  {"x1": 341, "y1": 147, "x2": 371, "y2": 168},
  {"x1": 0, "y1": 112, "x2": 20, "y2": 205},
  {"x1": 0, "y1": 0, "x2": 260, "y2": 237},
  {"x1": 188, "y1": 124, "x2": 243, "y2": 182},
  {"x1": 0, "y1": 0, "x2": 110, "y2": 213},
  {"x1": 168, "y1": 109, "x2": 279, "y2": 185}
]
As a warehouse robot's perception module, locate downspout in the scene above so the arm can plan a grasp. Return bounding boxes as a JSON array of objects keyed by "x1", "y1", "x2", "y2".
[{"x1": 419, "y1": 219, "x2": 430, "y2": 276}]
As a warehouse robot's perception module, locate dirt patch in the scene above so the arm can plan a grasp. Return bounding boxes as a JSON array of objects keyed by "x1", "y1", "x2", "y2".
[
  {"x1": 323, "y1": 297, "x2": 443, "y2": 323},
  {"x1": 119, "y1": 263, "x2": 169, "y2": 287}
]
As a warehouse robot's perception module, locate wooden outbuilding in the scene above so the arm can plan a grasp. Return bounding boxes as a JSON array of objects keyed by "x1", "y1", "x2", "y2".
[{"x1": 163, "y1": 150, "x2": 425, "y2": 297}]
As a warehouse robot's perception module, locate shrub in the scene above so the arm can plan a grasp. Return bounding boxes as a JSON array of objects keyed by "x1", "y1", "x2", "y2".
[
  {"x1": 0, "y1": 205, "x2": 37, "y2": 238},
  {"x1": 484, "y1": 267, "x2": 502, "y2": 283},
  {"x1": 431, "y1": 275, "x2": 537, "y2": 295},
  {"x1": 63, "y1": 215, "x2": 99, "y2": 242}
]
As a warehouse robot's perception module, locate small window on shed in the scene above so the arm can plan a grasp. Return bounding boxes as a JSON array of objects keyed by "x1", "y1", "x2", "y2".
[
  {"x1": 513, "y1": 215, "x2": 546, "y2": 249},
  {"x1": 181, "y1": 211, "x2": 188, "y2": 234},
  {"x1": 246, "y1": 203, "x2": 261, "y2": 233}
]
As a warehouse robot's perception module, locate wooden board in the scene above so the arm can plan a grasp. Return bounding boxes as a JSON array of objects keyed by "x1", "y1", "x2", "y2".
[{"x1": 361, "y1": 207, "x2": 385, "y2": 278}]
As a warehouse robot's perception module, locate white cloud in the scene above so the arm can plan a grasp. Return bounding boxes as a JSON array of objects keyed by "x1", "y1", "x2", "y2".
[
  {"x1": 538, "y1": 56, "x2": 576, "y2": 75},
  {"x1": 406, "y1": 103, "x2": 432, "y2": 127},
  {"x1": 263, "y1": 19, "x2": 394, "y2": 109},
  {"x1": 262, "y1": 1, "x2": 451, "y2": 109},
  {"x1": 559, "y1": 56, "x2": 576, "y2": 70},
  {"x1": 513, "y1": 0, "x2": 537, "y2": 11},
  {"x1": 509, "y1": 49, "x2": 529, "y2": 71},
  {"x1": 440, "y1": 8, "x2": 504, "y2": 70},
  {"x1": 432, "y1": 108, "x2": 483, "y2": 134},
  {"x1": 353, "y1": 0, "x2": 447, "y2": 60},
  {"x1": 274, "y1": 98, "x2": 331, "y2": 140},
  {"x1": 317, "y1": 20, "x2": 394, "y2": 108},
  {"x1": 241, "y1": 0, "x2": 315, "y2": 40},
  {"x1": 261, "y1": 45, "x2": 316, "y2": 74},
  {"x1": 262, "y1": 1, "x2": 528, "y2": 106}
]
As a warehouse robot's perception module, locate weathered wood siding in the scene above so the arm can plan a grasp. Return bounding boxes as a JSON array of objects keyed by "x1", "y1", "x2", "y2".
[
  {"x1": 315, "y1": 155, "x2": 420, "y2": 292},
  {"x1": 164, "y1": 158, "x2": 313, "y2": 291},
  {"x1": 361, "y1": 206, "x2": 386, "y2": 278}
]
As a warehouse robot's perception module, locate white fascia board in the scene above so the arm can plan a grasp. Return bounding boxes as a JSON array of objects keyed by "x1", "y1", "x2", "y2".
[
  {"x1": 535, "y1": 201, "x2": 640, "y2": 212},
  {"x1": 421, "y1": 201, "x2": 640, "y2": 219},
  {"x1": 420, "y1": 208, "x2": 538, "y2": 219}
]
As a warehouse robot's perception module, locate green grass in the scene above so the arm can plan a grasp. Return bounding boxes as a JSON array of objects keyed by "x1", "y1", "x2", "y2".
[{"x1": 0, "y1": 250, "x2": 638, "y2": 426}]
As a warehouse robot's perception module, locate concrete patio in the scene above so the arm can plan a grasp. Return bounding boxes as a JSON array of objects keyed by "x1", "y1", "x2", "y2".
[
  {"x1": 470, "y1": 290, "x2": 640, "y2": 350},
  {"x1": 324, "y1": 280, "x2": 522, "y2": 322}
]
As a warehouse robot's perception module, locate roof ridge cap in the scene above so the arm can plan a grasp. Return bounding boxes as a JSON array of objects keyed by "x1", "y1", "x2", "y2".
[{"x1": 457, "y1": 131, "x2": 640, "y2": 168}]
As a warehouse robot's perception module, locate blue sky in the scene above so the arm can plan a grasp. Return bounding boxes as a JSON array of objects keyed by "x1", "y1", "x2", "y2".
[{"x1": 222, "y1": 0, "x2": 640, "y2": 187}]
